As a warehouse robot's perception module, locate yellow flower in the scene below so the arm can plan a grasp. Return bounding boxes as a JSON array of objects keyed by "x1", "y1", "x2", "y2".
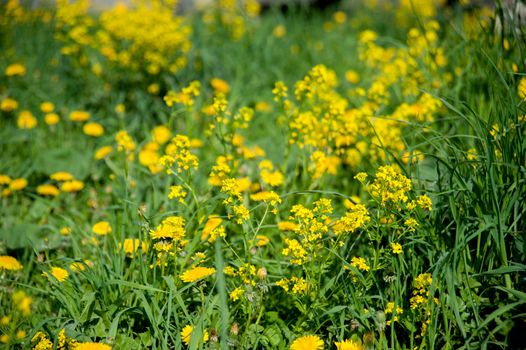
[
  {"x1": 69, "y1": 110, "x2": 90, "y2": 122},
  {"x1": 75, "y1": 343, "x2": 112, "y2": 350},
  {"x1": 391, "y1": 242, "x2": 403, "y2": 254},
  {"x1": 0, "y1": 174, "x2": 11, "y2": 185},
  {"x1": 36, "y1": 184, "x2": 60, "y2": 196},
  {"x1": 17, "y1": 110, "x2": 37, "y2": 129},
  {"x1": 16, "y1": 330, "x2": 26, "y2": 339},
  {"x1": 180, "y1": 325, "x2": 209, "y2": 346},
  {"x1": 1, "y1": 97, "x2": 18, "y2": 111},
  {"x1": 120, "y1": 239, "x2": 148, "y2": 257},
  {"x1": 152, "y1": 125, "x2": 171, "y2": 144},
  {"x1": 0, "y1": 334, "x2": 8, "y2": 343},
  {"x1": 9, "y1": 178, "x2": 27, "y2": 191},
  {"x1": 180, "y1": 266, "x2": 216, "y2": 283},
  {"x1": 45, "y1": 267, "x2": 69, "y2": 282},
  {"x1": 229, "y1": 287, "x2": 245, "y2": 301},
  {"x1": 12, "y1": 290, "x2": 32, "y2": 316},
  {"x1": 60, "y1": 180, "x2": 84, "y2": 192},
  {"x1": 278, "y1": 221, "x2": 299, "y2": 231},
  {"x1": 0, "y1": 255, "x2": 23, "y2": 270},
  {"x1": 92, "y1": 221, "x2": 112, "y2": 236},
  {"x1": 201, "y1": 216, "x2": 223, "y2": 241},
  {"x1": 273, "y1": 24, "x2": 286, "y2": 37},
  {"x1": 210, "y1": 78, "x2": 230, "y2": 94},
  {"x1": 5, "y1": 63, "x2": 26, "y2": 76},
  {"x1": 50, "y1": 172, "x2": 74, "y2": 181},
  {"x1": 334, "y1": 339, "x2": 364, "y2": 350},
  {"x1": 40, "y1": 102, "x2": 55, "y2": 113},
  {"x1": 255, "y1": 234, "x2": 270, "y2": 247},
  {"x1": 290, "y1": 335, "x2": 324, "y2": 350},
  {"x1": 83, "y1": 122, "x2": 104, "y2": 137},
  {"x1": 350, "y1": 257, "x2": 370, "y2": 272},
  {"x1": 60, "y1": 227, "x2": 71, "y2": 236},
  {"x1": 94, "y1": 146, "x2": 113, "y2": 160},
  {"x1": 518, "y1": 77, "x2": 526, "y2": 100},
  {"x1": 44, "y1": 113, "x2": 60, "y2": 125}
]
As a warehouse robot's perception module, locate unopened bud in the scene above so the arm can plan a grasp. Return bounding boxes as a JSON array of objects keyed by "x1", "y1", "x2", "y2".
[{"x1": 257, "y1": 267, "x2": 267, "y2": 280}]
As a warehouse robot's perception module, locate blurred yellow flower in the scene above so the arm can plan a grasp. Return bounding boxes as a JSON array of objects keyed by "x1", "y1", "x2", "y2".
[
  {"x1": 92, "y1": 221, "x2": 112, "y2": 236},
  {"x1": 1, "y1": 97, "x2": 18, "y2": 111},
  {"x1": 272, "y1": 24, "x2": 286, "y2": 38},
  {"x1": 36, "y1": 184, "x2": 60, "y2": 196},
  {"x1": 211, "y1": 78, "x2": 230, "y2": 94},
  {"x1": 391, "y1": 242, "x2": 403, "y2": 254},
  {"x1": 17, "y1": 110, "x2": 37, "y2": 129},
  {"x1": 50, "y1": 172, "x2": 74, "y2": 181},
  {"x1": 60, "y1": 180, "x2": 84, "y2": 192},
  {"x1": 40, "y1": 102, "x2": 55, "y2": 113},
  {"x1": 44, "y1": 113, "x2": 60, "y2": 125},
  {"x1": 69, "y1": 110, "x2": 90, "y2": 122},
  {"x1": 83, "y1": 122, "x2": 104, "y2": 137},
  {"x1": 152, "y1": 125, "x2": 171, "y2": 144},
  {"x1": 0, "y1": 255, "x2": 23, "y2": 270},
  {"x1": 60, "y1": 227, "x2": 71, "y2": 236},
  {"x1": 9, "y1": 178, "x2": 27, "y2": 191},
  {"x1": 5, "y1": 63, "x2": 26, "y2": 76},
  {"x1": 94, "y1": 146, "x2": 113, "y2": 160}
]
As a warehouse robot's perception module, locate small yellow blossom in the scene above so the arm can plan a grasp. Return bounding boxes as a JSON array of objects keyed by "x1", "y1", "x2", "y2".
[
  {"x1": 290, "y1": 335, "x2": 324, "y2": 350},
  {"x1": 9, "y1": 178, "x2": 27, "y2": 191},
  {"x1": 45, "y1": 267, "x2": 68, "y2": 282},
  {"x1": 17, "y1": 110, "x2": 37, "y2": 129},
  {"x1": 0, "y1": 256, "x2": 23, "y2": 271},
  {"x1": 180, "y1": 266, "x2": 216, "y2": 283},
  {"x1": 69, "y1": 110, "x2": 90, "y2": 122},
  {"x1": 92, "y1": 221, "x2": 112, "y2": 236},
  {"x1": 44, "y1": 113, "x2": 60, "y2": 125},
  {"x1": 5, "y1": 63, "x2": 26, "y2": 76},
  {"x1": 83, "y1": 122, "x2": 104, "y2": 137}
]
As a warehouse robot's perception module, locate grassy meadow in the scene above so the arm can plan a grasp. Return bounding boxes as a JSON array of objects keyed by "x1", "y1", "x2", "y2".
[{"x1": 0, "y1": 0, "x2": 525, "y2": 349}]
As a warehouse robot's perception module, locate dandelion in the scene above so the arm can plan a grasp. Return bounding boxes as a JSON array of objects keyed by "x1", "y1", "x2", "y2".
[
  {"x1": 17, "y1": 110, "x2": 37, "y2": 129},
  {"x1": 272, "y1": 24, "x2": 286, "y2": 37},
  {"x1": 44, "y1": 113, "x2": 60, "y2": 125},
  {"x1": 94, "y1": 146, "x2": 113, "y2": 160},
  {"x1": 120, "y1": 239, "x2": 148, "y2": 257},
  {"x1": 211, "y1": 78, "x2": 230, "y2": 94},
  {"x1": 92, "y1": 221, "x2": 112, "y2": 236},
  {"x1": 9, "y1": 178, "x2": 27, "y2": 191},
  {"x1": 115, "y1": 130, "x2": 136, "y2": 152},
  {"x1": 278, "y1": 221, "x2": 299, "y2": 231},
  {"x1": 152, "y1": 125, "x2": 171, "y2": 144},
  {"x1": 1, "y1": 97, "x2": 18, "y2": 111},
  {"x1": 40, "y1": 102, "x2": 55, "y2": 113},
  {"x1": 60, "y1": 227, "x2": 71, "y2": 236},
  {"x1": 201, "y1": 216, "x2": 224, "y2": 242},
  {"x1": 290, "y1": 335, "x2": 324, "y2": 350},
  {"x1": 12, "y1": 290, "x2": 32, "y2": 316},
  {"x1": 334, "y1": 339, "x2": 364, "y2": 350},
  {"x1": 180, "y1": 325, "x2": 209, "y2": 346},
  {"x1": 44, "y1": 267, "x2": 69, "y2": 282},
  {"x1": 69, "y1": 110, "x2": 90, "y2": 122},
  {"x1": 37, "y1": 184, "x2": 60, "y2": 196},
  {"x1": 50, "y1": 172, "x2": 74, "y2": 181},
  {"x1": 5, "y1": 63, "x2": 26, "y2": 76},
  {"x1": 518, "y1": 77, "x2": 526, "y2": 100},
  {"x1": 0, "y1": 255, "x2": 23, "y2": 270},
  {"x1": 60, "y1": 180, "x2": 84, "y2": 192},
  {"x1": 83, "y1": 122, "x2": 104, "y2": 137},
  {"x1": 75, "y1": 343, "x2": 112, "y2": 350},
  {"x1": 180, "y1": 266, "x2": 216, "y2": 283}
]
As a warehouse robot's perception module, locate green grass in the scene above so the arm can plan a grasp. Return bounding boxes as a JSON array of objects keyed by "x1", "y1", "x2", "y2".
[{"x1": 0, "y1": 0, "x2": 525, "y2": 349}]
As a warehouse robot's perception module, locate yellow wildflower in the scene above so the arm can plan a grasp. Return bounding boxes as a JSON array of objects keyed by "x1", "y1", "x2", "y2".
[
  {"x1": 0, "y1": 256, "x2": 23, "y2": 270},
  {"x1": 92, "y1": 221, "x2": 112, "y2": 236},
  {"x1": 290, "y1": 335, "x2": 324, "y2": 350},
  {"x1": 180, "y1": 266, "x2": 216, "y2": 283}
]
